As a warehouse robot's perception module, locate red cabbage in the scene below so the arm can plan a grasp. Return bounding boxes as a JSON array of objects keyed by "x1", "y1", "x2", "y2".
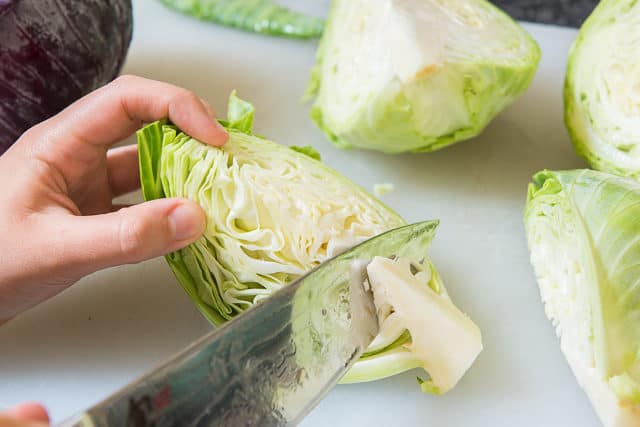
[{"x1": 0, "y1": 0, "x2": 133, "y2": 153}]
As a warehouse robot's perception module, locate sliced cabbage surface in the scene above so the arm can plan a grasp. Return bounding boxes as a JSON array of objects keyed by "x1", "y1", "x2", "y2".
[{"x1": 138, "y1": 92, "x2": 403, "y2": 325}]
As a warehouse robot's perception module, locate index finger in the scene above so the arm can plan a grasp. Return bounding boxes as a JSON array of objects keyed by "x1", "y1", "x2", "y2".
[{"x1": 38, "y1": 75, "x2": 228, "y2": 149}]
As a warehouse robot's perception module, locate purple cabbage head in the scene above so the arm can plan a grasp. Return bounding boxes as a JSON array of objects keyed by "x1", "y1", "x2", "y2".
[{"x1": 0, "y1": 0, "x2": 133, "y2": 153}]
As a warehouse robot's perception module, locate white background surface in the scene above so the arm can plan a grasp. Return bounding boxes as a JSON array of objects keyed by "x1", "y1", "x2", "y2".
[{"x1": 0, "y1": 1, "x2": 597, "y2": 426}]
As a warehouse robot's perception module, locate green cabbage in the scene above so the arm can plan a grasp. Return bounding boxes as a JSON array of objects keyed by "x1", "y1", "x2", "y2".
[
  {"x1": 306, "y1": 0, "x2": 540, "y2": 154},
  {"x1": 157, "y1": 0, "x2": 324, "y2": 39},
  {"x1": 138, "y1": 92, "x2": 404, "y2": 326},
  {"x1": 137, "y1": 92, "x2": 482, "y2": 388},
  {"x1": 564, "y1": 0, "x2": 640, "y2": 179},
  {"x1": 525, "y1": 169, "x2": 640, "y2": 427}
]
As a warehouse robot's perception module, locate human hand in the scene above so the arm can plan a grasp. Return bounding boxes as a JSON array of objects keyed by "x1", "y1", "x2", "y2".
[
  {"x1": 0, "y1": 403, "x2": 49, "y2": 427},
  {"x1": 0, "y1": 75, "x2": 228, "y2": 324}
]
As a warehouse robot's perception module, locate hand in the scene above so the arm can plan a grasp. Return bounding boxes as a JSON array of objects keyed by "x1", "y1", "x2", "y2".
[
  {"x1": 0, "y1": 403, "x2": 49, "y2": 427},
  {"x1": 0, "y1": 75, "x2": 228, "y2": 324}
]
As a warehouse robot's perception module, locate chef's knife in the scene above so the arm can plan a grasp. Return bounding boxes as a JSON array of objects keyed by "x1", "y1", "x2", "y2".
[{"x1": 57, "y1": 221, "x2": 437, "y2": 427}]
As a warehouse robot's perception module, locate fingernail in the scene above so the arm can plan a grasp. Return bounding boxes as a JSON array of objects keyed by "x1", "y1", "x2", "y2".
[{"x1": 169, "y1": 203, "x2": 205, "y2": 241}]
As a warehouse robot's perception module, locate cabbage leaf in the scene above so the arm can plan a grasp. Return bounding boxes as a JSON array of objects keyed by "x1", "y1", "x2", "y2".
[{"x1": 157, "y1": 0, "x2": 324, "y2": 39}]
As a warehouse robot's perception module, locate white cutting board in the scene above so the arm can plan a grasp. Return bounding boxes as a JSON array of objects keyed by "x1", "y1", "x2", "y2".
[{"x1": 0, "y1": 1, "x2": 596, "y2": 426}]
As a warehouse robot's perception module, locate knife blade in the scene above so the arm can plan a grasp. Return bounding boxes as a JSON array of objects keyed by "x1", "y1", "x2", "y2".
[{"x1": 57, "y1": 221, "x2": 437, "y2": 427}]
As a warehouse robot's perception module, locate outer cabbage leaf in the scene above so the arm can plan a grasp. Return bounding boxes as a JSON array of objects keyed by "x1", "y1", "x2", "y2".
[
  {"x1": 564, "y1": 0, "x2": 640, "y2": 178},
  {"x1": 525, "y1": 169, "x2": 640, "y2": 427},
  {"x1": 157, "y1": 0, "x2": 324, "y2": 39},
  {"x1": 306, "y1": 0, "x2": 540, "y2": 154},
  {"x1": 138, "y1": 93, "x2": 481, "y2": 389}
]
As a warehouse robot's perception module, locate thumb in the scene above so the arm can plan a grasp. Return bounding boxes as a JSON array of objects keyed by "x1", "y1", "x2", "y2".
[
  {"x1": 1, "y1": 402, "x2": 49, "y2": 426},
  {"x1": 0, "y1": 416, "x2": 48, "y2": 427},
  {"x1": 59, "y1": 198, "x2": 206, "y2": 274}
]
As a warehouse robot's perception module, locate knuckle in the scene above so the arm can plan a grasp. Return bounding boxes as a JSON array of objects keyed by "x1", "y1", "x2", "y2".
[
  {"x1": 118, "y1": 213, "x2": 149, "y2": 263},
  {"x1": 173, "y1": 88, "x2": 199, "y2": 106}
]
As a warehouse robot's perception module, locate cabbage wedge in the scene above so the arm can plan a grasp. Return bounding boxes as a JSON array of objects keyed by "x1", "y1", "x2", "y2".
[
  {"x1": 525, "y1": 169, "x2": 640, "y2": 427},
  {"x1": 306, "y1": 0, "x2": 540, "y2": 153},
  {"x1": 136, "y1": 92, "x2": 481, "y2": 391},
  {"x1": 564, "y1": 0, "x2": 640, "y2": 178}
]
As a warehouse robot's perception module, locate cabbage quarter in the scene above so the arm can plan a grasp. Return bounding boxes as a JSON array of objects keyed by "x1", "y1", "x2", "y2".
[
  {"x1": 525, "y1": 169, "x2": 640, "y2": 427},
  {"x1": 306, "y1": 0, "x2": 541, "y2": 153}
]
